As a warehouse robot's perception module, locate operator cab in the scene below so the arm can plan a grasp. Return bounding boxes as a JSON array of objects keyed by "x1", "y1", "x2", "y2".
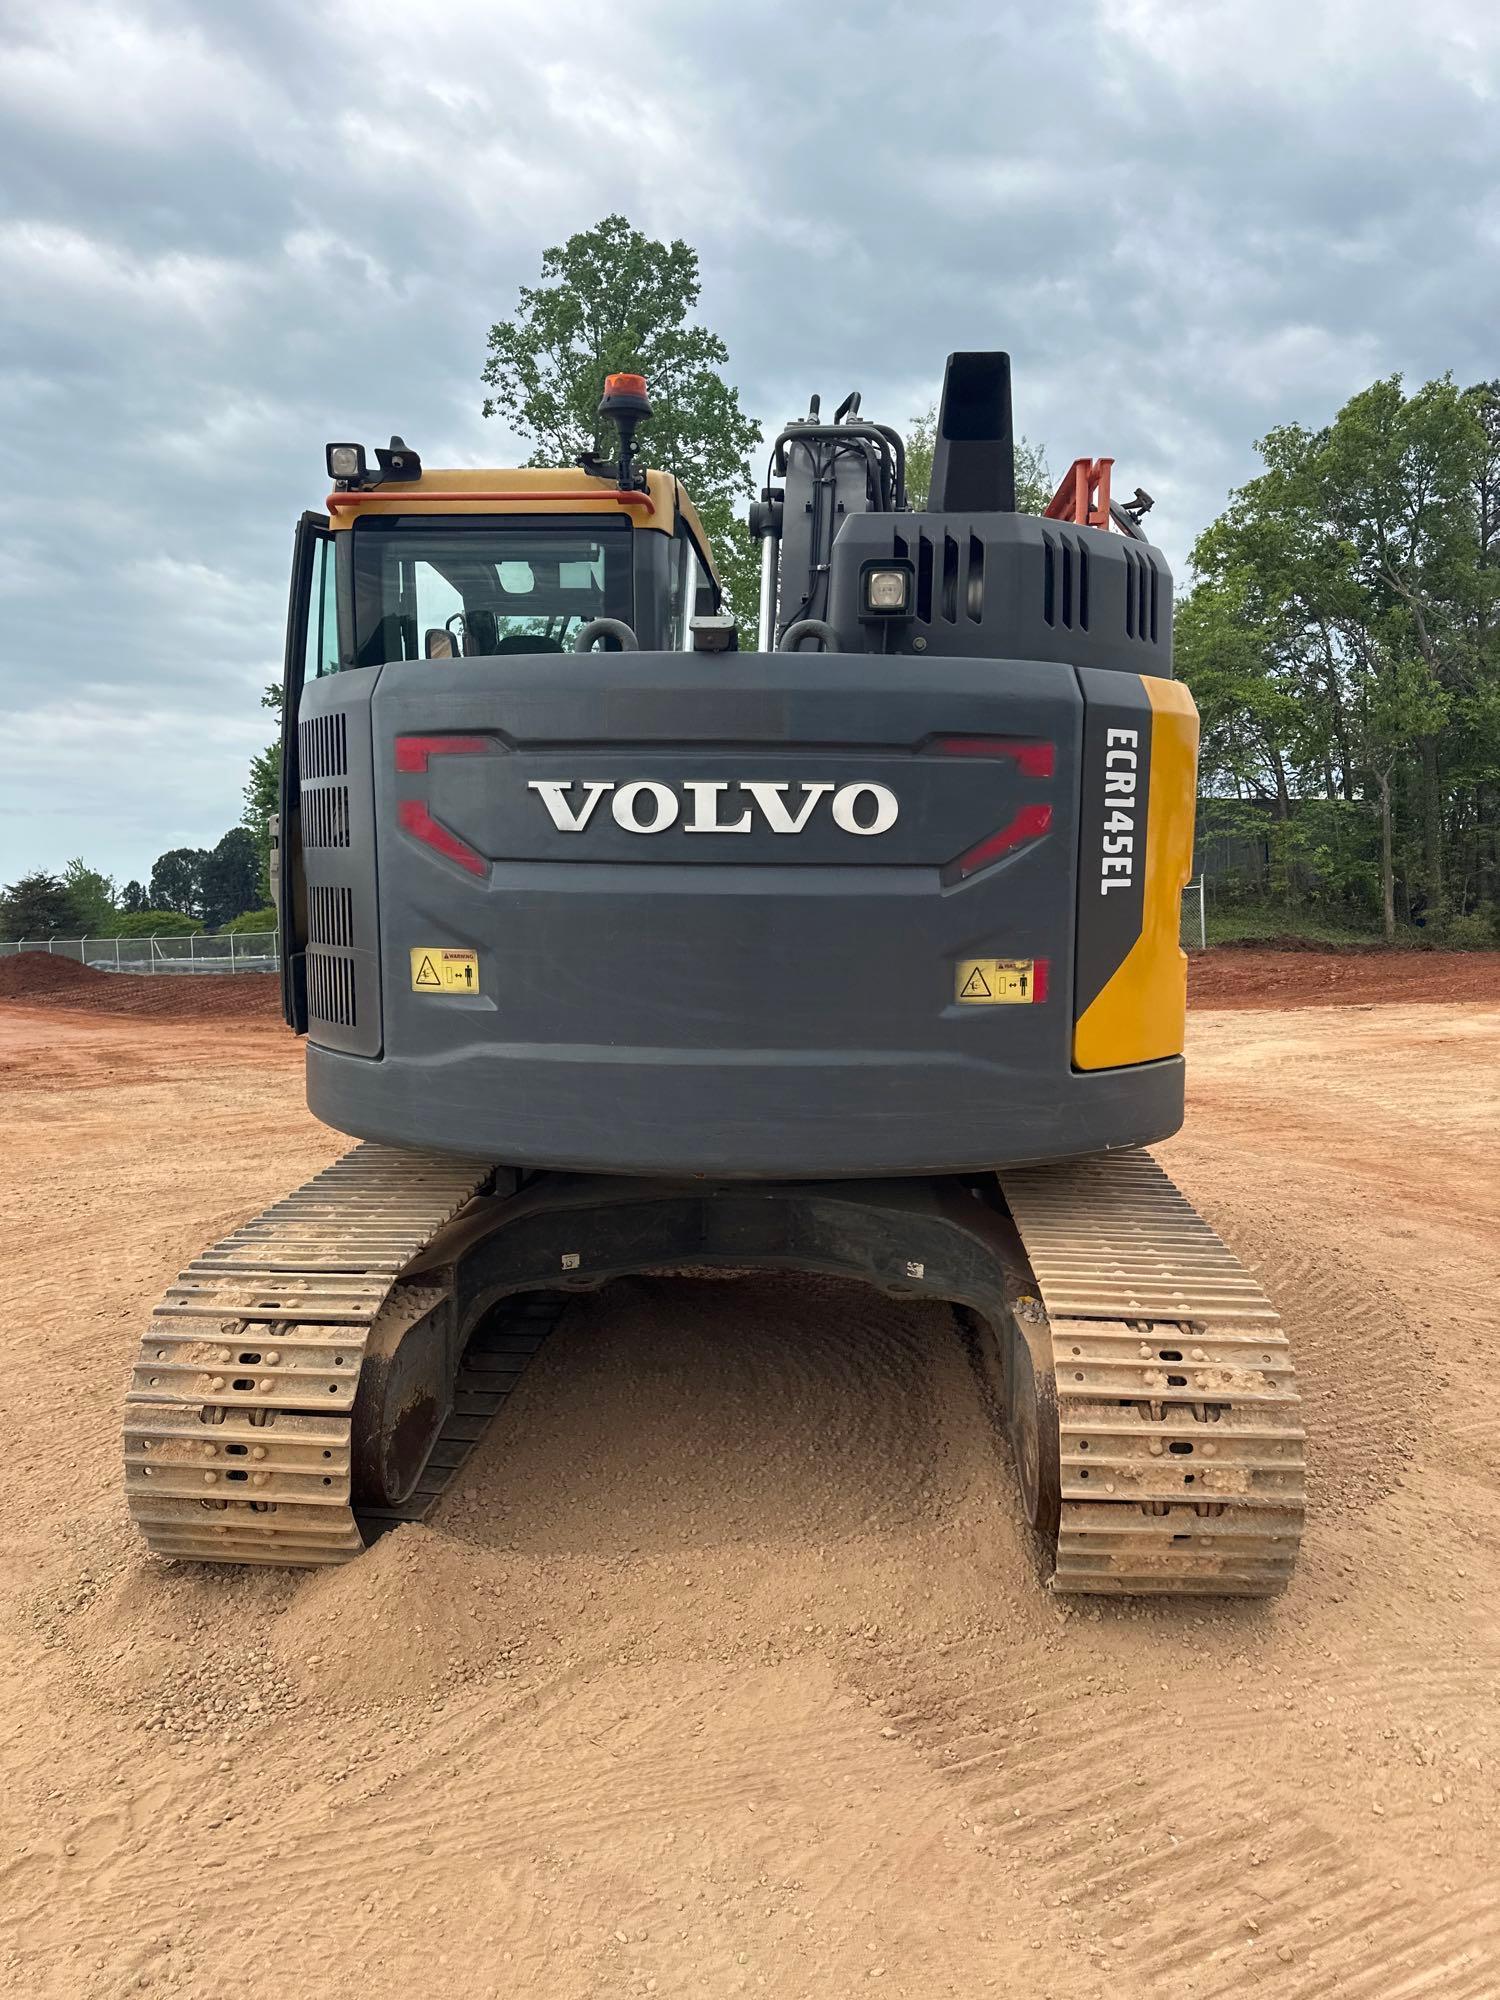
[
  {"x1": 296, "y1": 463, "x2": 719, "y2": 679},
  {"x1": 306, "y1": 374, "x2": 720, "y2": 678}
]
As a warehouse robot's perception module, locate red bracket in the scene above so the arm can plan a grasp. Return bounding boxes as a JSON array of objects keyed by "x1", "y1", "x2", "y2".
[{"x1": 1043, "y1": 458, "x2": 1113, "y2": 530}]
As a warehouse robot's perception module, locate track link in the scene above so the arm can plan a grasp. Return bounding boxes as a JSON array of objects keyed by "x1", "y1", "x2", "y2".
[
  {"x1": 123, "y1": 1145, "x2": 550, "y2": 1567},
  {"x1": 1003, "y1": 1149, "x2": 1305, "y2": 1596}
]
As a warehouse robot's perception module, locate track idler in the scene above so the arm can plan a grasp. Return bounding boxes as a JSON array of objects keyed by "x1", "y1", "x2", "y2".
[{"x1": 1000, "y1": 1294, "x2": 1061, "y2": 1546}]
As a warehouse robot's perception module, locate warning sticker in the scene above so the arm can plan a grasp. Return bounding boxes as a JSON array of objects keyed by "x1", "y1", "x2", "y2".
[
  {"x1": 410, "y1": 947, "x2": 480, "y2": 995},
  {"x1": 955, "y1": 958, "x2": 1037, "y2": 1005}
]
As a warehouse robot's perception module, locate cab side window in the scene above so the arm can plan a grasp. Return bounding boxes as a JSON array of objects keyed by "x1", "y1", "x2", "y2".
[{"x1": 305, "y1": 535, "x2": 340, "y2": 678}]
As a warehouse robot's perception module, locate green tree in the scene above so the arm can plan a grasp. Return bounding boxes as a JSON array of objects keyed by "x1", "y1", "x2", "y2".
[
  {"x1": 481, "y1": 215, "x2": 762, "y2": 623},
  {"x1": 1317, "y1": 374, "x2": 1489, "y2": 915},
  {"x1": 200, "y1": 827, "x2": 262, "y2": 929},
  {"x1": 904, "y1": 406, "x2": 1051, "y2": 513},
  {"x1": 244, "y1": 685, "x2": 282, "y2": 905},
  {"x1": 149, "y1": 847, "x2": 207, "y2": 921},
  {"x1": 62, "y1": 858, "x2": 117, "y2": 934},
  {"x1": 0, "y1": 872, "x2": 85, "y2": 938},
  {"x1": 121, "y1": 879, "x2": 148, "y2": 913},
  {"x1": 1178, "y1": 372, "x2": 1499, "y2": 941}
]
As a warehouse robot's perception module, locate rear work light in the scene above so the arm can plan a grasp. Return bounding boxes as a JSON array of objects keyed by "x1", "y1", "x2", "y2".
[{"x1": 861, "y1": 561, "x2": 915, "y2": 616}]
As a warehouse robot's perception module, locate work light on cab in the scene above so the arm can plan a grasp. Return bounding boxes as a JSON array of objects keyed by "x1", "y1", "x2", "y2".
[
  {"x1": 326, "y1": 441, "x2": 366, "y2": 483},
  {"x1": 325, "y1": 435, "x2": 423, "y2": 492}
]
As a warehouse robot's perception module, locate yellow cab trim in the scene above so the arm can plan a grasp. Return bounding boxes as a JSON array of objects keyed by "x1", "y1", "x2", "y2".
[{"x1": 326, "y1": 466, "x2": 720, "y2": 593}]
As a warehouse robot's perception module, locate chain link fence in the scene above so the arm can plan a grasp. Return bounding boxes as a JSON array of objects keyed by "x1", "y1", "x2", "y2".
[
  {"x1": 1180, "y1": 878, "x2": 1206, "y2": 953},
  {"x1": 0, "y1": 932, "x2": 279, "y2": 973}
]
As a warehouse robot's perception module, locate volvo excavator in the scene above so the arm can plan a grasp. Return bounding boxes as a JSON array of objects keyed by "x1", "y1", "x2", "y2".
[{"x1": 123, "y1": 354, "x2": 1305, "y2": 1594}]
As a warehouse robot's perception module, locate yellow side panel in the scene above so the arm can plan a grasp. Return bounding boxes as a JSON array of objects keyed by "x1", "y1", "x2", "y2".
[{"x1": 1073, "y1": 676, "x2": 1198, "y2": 1070}]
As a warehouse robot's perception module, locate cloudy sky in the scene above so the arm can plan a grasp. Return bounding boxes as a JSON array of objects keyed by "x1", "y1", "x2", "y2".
[{"x1": 2, "y1": 0, "x2": 1496, "y2": 893}]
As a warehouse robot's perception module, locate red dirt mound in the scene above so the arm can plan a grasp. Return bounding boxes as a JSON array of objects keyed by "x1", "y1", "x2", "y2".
[
  {"x1": 1191, "y1": 947, "x2": 1500, "y2": 1009},
  {"x1": 0, "y1": 951, "x2": 279, "y2": 1019}
]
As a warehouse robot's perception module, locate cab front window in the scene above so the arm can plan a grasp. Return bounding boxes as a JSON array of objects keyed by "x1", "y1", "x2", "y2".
[{"x1": 350, "y1": 518, "x2": 633, "y2": 666}]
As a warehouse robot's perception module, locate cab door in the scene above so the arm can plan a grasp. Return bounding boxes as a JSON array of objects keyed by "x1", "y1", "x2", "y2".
[{"x1": 278, "y1": 510, "x2": 333, "y2": 1030}]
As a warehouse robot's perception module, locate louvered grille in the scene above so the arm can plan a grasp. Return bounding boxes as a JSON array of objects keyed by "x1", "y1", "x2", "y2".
[
  {"x1": 966, "y1": 534, "x2": 985, "y2": 623},
  {"x1": 1123, "y1": 545, "x2": 1159, "y2": 643},
  {"x1": 300, "y1": 712, "x2": 348, "y2": 780},
  {"x1": 296, "y1": 691, "x2": 378, "y2": 1058},
  {"x1": 302, "y1": 783, "x2": 351, "y2": 849},
  {"x1": 308, "y1": 884, "x2": 354, "y2": 948},
  {"x1": 306, "y1": 948, "x2": 356, "y2": 1027},
  {"x1": 1041, "y1": 531, "x2": 1089, "y2": 632},
  {"x1": 910, "y1": 530, "x2": 987, "y2": 627}
]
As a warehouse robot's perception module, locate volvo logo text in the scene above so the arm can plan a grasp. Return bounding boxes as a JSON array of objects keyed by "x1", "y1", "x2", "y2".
[{"x1": 527, "y1": 779, "x2": 900, "y2": 837}]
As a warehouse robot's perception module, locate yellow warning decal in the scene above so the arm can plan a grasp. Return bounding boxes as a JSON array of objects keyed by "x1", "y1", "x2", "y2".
[
  {"x1": 956, "y1": 958, "x2": 1037, "y2": 1005},
  {"x1": 410, "y1": 947, "x2": 480, "y2": 994}
]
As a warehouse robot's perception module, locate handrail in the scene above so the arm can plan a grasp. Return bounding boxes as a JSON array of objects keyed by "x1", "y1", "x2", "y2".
[
  {"x1": 778, "y1": 618, "x2": 842, "y2": 653},
  {"x1": 572, "y1": 618, "x2": 640, "y2": 653},
  {"x1": 325, "y1": 488, "x2": 655, "y2": 517}
]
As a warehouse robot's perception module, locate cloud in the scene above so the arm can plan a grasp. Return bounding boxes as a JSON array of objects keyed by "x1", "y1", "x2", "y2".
[{"x1": 2, "y1": 0, "x2": 1497, "y2": 886}]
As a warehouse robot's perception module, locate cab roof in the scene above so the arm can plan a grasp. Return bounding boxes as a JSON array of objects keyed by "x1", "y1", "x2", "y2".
[{"x1": 325, "y1": 466, "x2": 720, "y2": 588}]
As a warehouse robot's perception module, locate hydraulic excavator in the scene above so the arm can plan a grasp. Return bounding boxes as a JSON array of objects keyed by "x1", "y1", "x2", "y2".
[{"x1": 123, "y1": 354, "x2": 1305, "y2": 1593}]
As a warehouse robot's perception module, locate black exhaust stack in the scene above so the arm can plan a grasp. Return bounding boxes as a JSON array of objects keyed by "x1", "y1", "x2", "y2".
[{"x1": 928, "y1": 351, "x2": 1015, "y2": 513}]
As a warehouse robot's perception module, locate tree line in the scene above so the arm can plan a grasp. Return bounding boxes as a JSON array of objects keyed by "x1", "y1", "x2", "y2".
[
  {"x1": 1177, "y1": 374, "x2": 1499, "y2": 942},
  {"x1": 0, "y1": 829, "x2": 273, "y2": 941}
]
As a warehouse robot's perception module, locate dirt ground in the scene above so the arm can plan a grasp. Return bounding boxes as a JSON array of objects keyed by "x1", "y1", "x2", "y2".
[
  {"x1": 0, "y1": 994, "x2": 1497, "y2": 1999},
  {"x1": 1188, "y1": 946, "x2": 1500, "y2": 1010}
]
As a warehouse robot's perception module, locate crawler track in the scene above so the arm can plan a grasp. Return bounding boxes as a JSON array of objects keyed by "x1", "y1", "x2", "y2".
[
  {"x1": 1003, "y1": 1149, "x2": 1306, "y2": 1595},
  {"x1": 125, "y1": 1143, "x2": 1303, "y2": 1594},
  {"x1": 123, "y1": 1145, "x2": 552, "y2": 1566}
]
